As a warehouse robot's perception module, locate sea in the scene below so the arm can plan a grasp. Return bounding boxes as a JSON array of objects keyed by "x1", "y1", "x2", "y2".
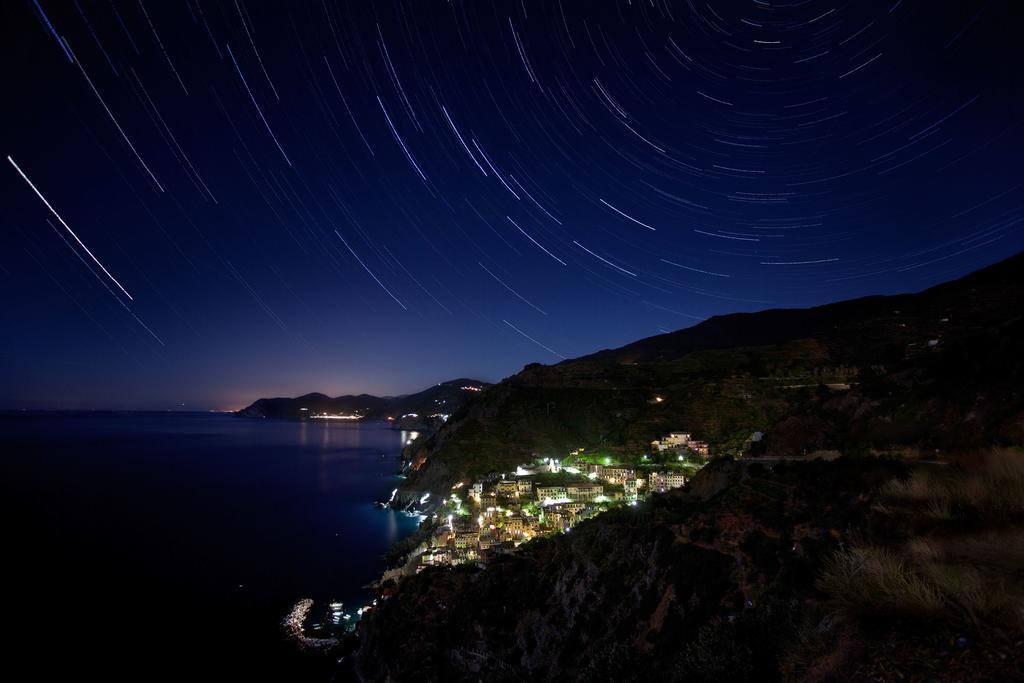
[{"x1": 0, "y1": 412, "x2": 422, "y2": 679}]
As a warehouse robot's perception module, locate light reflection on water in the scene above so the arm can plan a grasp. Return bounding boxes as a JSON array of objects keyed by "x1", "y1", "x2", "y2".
[{"x1": 0, "y1": 413, "x2": 423, "y2": 663}]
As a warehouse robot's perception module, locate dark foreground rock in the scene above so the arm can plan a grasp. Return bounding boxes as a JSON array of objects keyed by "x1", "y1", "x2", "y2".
[{"x1": 356, "y1": 459, "x2": 910, "y2": 681}]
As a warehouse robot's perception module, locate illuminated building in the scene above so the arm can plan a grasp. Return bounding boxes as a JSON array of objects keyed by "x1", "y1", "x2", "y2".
[
  {"x1": 567, "y1": 483, "x2": 604, "y2": 502},
  {"x1": 535, "y1": 485, "x2": 568, "y2": 503},
  {"x1": 649, "y1": 471, "x2": 687, "y2": 493}
]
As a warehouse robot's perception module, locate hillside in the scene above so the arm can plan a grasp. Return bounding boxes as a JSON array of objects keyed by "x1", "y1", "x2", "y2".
[
  {"x1": 354, "y1": 254, "x2": 1024, "y2": 681},
  {"x1": 396, "y1": 253, "x2": 1024, "y2": 507},
  {"x1": 358, "y1": 451, "x2": 1024, "y2": 681},
  {"x1": 236, "y1": 379, "x2": 489, "y2": 430}
]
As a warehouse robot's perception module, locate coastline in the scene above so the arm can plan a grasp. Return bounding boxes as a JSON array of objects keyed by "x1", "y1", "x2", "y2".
[
  {"x1": 279, "y1": 425, "x2": 429, "y2": 656},
  {"x1": 282, "y1": 599, "x2": 339, "y2": 652}
]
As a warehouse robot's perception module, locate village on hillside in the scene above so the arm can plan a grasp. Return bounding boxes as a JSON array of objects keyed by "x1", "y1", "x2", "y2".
[{"x1": 388, "y1": 432, "x2": 711, "y2": 575}]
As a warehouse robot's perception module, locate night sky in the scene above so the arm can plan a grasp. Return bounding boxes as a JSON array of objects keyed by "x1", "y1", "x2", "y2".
[{"x1": 2, "y1": 1, "x2": 1021, "y2": 410}]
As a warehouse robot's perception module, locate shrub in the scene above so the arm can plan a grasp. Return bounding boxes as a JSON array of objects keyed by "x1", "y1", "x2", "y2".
[
  {"x1": 817, "y1": 546, "x2": 944, "y2": 618},
  {"x1": 874, "y1": 447, "x2": 1024, "y2": 516},
  {"x1": 978, "y1": 447, "x2": 1024, "y2": 513}
]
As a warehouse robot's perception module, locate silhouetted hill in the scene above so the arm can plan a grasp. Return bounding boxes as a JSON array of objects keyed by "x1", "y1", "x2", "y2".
[
  {"x1": 236, "y1": 379, "x2": 489, "y2": 429},
  {"x1": 579, "y1": 250, "x2": 1024, "y2": 364}
]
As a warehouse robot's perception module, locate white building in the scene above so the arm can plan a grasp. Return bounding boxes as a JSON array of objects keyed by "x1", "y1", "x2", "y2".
[
  {"x1": 544, "y1": 458, "x2": 562, "y2": 473},
  {"x1": 668, "y1": 432, "x2": 691, "y2": 445},
  {"x1": 602, "y1": 466, "x2": 635, "y2": 484},
  {"x1": 651, "y1": 432, "x2": 693, "y2": 452},
  {"x1": 536, "y1": 485, "x2": 568, "y2": 503},
  {"x1": 567, "y1": 483, "x2": 604, "y2": 502},
  {"x1": 648, "y1": 471, "x2": 687, "y2": 494}
]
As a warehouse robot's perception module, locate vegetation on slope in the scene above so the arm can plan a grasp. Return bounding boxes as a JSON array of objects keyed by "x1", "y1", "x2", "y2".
[
  {"x1": 398, "y1": 254, "x2": 1023, "y2": 504},
  {"x1": 812, "y1": 448, "x2": 1024, "y2": 680},
  {"x1": 359, "y1": 450, "x2": 1024, "y2": 681}
]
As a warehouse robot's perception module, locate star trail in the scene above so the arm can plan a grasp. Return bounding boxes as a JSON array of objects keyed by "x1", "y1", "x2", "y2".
[{"x1": 1, "y1": 1, "x2": 1022, "y2": 409}]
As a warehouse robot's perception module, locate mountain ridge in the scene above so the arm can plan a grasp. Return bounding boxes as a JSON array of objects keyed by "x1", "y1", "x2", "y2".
[
  {"x1": 575, "y1": 251, "x2": 1023, "y2": 365},
  {"x1": 236, "y1": 378, "x2": 490, "y2": 427}
]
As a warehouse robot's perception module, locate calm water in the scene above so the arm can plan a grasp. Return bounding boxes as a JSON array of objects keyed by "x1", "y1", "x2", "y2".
[{"x1": 0, "y1": 413, "x2": 420, "y2": 678}]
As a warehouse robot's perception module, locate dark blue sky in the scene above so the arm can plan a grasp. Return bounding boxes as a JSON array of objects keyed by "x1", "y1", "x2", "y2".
[{"x1": 2, "y1": 1, "x2": 1022, "y2": 410}]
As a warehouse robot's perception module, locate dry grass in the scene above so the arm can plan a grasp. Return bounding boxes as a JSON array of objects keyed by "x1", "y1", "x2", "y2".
[
  {"x1": 907, "y1": 531, "x2": 1024, "y2": 573},
  {"x1": 820, "y1": 448, "x2": 1024, "y2": 630},
  {"x1": 818, "y1": 547, "x2": 944, "y2": 618},
  {"x1": 979, "y1": 447, "x2": 1024, "y2": 512},
  {"x1": 875, "y1": 447, "x2": 1024, "y2": 515},
  {"x1": 819, "y1": 543, "x2": 1024, "y2": 629}
]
